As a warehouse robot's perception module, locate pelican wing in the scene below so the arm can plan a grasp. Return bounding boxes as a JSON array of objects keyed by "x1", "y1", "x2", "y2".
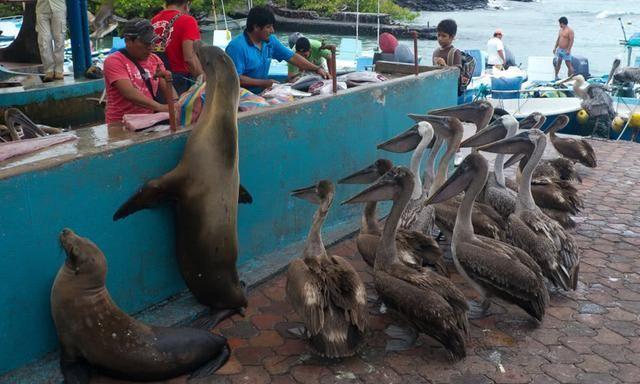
[
  {"x1": 455, "y1": 237, "x2": 549, "y2": 321},
  {"x1": 375, "y1": 268, "x2": 467, "y2": 359},
  {"x1": 286, "y1": 259, "x2": 326, "y2": 335},
  {"x1": 508, "y1": 211, "x2": 574, "y2": 290},
  {"x1": 325, "y1": 255, "x2": 368, "y2": 331},
  {"x1": 482, "y1": 182, "x2": 517, "y2": 219},
  {"x1": 531, "y1": 179, "x2": 583, "y2": 214},
  {"x1": 396, "y1": 228, "x2": 446, "y2": 276},
  {"x1": 552, "y1": 137, "x2": 597, "y2": 168}
]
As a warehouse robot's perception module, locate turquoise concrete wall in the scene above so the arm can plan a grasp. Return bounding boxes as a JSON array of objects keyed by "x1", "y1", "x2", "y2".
[{"x1": 0, "y1": 69, "x2": 458, "y2": 375}]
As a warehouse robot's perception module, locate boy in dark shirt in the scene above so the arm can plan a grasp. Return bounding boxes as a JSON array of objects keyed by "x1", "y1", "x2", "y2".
[
  {"x1": 433, "y1": 19, "x2": 470, "y2": 99},
  {"x1": 433, "y1": 19, "x2": 462, "y2": 71}
]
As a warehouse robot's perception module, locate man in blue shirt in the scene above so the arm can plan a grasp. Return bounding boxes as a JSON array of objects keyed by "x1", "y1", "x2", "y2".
[{"x1": 226, "y1": 6, "x2": 330, "y2": 94}]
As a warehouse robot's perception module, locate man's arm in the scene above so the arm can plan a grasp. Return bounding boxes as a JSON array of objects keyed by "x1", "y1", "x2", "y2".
[
  {"x1": 498, "y1": 49, "x2": 505, "y2": 64},
  {"x1": 553, "y1": 32, "x2": 560, "y2": 53},
  {"x1": 182, "y1": 40, "x2": 204, "y2": 77},
  {"x1": 567, "y1": 30, "x2": 574, "y2": 53},
  {"x1": 113, "y1": 79, "x2": 168, "y2": 112},
  {"x1": 239, "y1": 75, "x2": 277, "y2": 90},
  {"x1": 288, "y1": 54, "x2": 330, "y2": 79}
]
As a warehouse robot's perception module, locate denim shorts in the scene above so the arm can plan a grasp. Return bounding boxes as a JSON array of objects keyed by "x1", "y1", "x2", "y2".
[{"x1": 555, "y1": 48, "x2": 572, "y2": 61}]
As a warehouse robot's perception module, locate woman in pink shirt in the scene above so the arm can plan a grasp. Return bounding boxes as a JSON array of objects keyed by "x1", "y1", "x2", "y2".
[{"x1": 103, "y1": 19, "x2": 173, "y2": 127}]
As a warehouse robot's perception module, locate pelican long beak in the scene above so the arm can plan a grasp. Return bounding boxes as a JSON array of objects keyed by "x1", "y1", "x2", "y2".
[
  {"x1": 341, "y1": 168, "x2": 400, "y2": 204},
  {"x1": 428, "y1": 101, "x2": 494, "y2": 130},
  {"x1": 479, "y1": 131, "x2": 534, "y2": 155},
  {"x1": 424, "y1": 153, "x2": 480, "y2": 205},
  {"x1": 518, "y1": 113, "x2": 546, "y2": 130},
  {"x1": 460, "y1": 118, "x2": 508, "y2": 148},
  {"x1": 377, "y1": 124, "x2": 421, "y2": 153},
  {"x1": 291, "y1": 184, "x2": 321, "y2": 204},
  {"x1": 338, "y1": 162, "x2": 382, "y2": 184},
  {"x1": 544, "y1": 115, "x2": 570, "y2": 134},
  {"x1": 504, "y1": 153, "x2": 527, "y2": 169},
  {"x1": 408, "y1": 114, "x2": 461, "y2": 138}
]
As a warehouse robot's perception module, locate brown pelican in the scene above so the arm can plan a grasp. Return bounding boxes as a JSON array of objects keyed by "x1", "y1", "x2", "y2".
[
  {"x1": 481, "y1": 129, "x2": 581, "y2": 290},
  {"x1": 570, "y1": 74, "x2": 614, "y2": 140},
  {"x1": 377, "y1": 121, "x2": 437, "y2": 235},
  {"x1": 339, "y1": 159, "x2": 446, "y2": 276},
  {"x1": 429, "y1": 100, "x2": 495, "y2": 139},
  {"x1": 500, "y1": 114, "x2": 584, "y2": 228},
  {"x1": 460, "y1": 114, "x2": 521, "y2": 219},
  {"x1": 343, "y1": 167, "x2": 469, "y2": 358},
  {"x1": 424, "y1": 153, "x2": 549, "y2": 320},
  {"x1": 286, "y1": 180, "x2": 367, "y2": 358},
  {"x1": 547, "y1": 110, "x2": 598, "y2": 168},
  {"x1": 408, "y1": 114, "x2": 507, "y2": 241}
]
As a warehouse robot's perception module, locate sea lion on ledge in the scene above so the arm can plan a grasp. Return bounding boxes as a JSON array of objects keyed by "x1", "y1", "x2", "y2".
[
  {"x1": 51, "y1": 228, "x2": 230, "y2": 383},
  {"x1": 113, "y1": 44, "x2": 248, "y2": 314}
]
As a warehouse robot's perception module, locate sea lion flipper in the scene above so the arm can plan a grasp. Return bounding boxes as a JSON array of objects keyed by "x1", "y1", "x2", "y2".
[
  {"x1": 60, "y1": 353, "x2": 91, "y2": 384},
  {"x1": 192, "y1": 308, "x2": 240, "y2": 330},
  {"x1": 113, "y1": 171, "x2": 182, "y2": 221},
  {"x1": 188, "y1": 343, "x2": 230, "y2": 380},
  {"x1": 238, "y1": 184, "x2": 253, "y2": 204}
]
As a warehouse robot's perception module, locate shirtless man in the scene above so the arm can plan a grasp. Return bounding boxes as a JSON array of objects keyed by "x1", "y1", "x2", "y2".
[{"x1": 553, "y1": 16, "x2": 574, "y2": 79}]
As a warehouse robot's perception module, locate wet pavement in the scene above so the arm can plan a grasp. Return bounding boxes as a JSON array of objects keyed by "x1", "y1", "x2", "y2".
[{"x1": 195, "y1": 138, "x2": 640, "y2": 384}]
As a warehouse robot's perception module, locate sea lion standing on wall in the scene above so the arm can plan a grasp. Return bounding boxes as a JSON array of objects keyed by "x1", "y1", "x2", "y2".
[
  {"x1": 52, "y1": 228, "x2": 230, "y2": 383},
  {"x1": 113, "y1": 44, "x2": 248, "y2": 316}
]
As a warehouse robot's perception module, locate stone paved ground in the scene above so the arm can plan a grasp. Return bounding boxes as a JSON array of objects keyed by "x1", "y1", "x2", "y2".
[{"x1": 95, "y1": 138, "x2": 640, "y2": 384}]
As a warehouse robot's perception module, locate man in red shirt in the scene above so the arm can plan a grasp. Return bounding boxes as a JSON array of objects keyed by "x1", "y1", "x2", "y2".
[
  {"x1": 152, "y1": 0, "x2": 203, "y2": 94},
  {"x1": 103, "y1": 19, "x2": 172, "y2": 127}
]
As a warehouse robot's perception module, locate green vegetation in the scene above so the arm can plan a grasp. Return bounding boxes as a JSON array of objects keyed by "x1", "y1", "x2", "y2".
[{"x1": 0, "y1": 0, "x2": 415, "y2": 23}]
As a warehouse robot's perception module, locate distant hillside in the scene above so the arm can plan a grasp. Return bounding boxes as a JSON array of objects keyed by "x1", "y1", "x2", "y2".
[{"x1": 393, "y1": 0, "x2": 488, "y2": 11}]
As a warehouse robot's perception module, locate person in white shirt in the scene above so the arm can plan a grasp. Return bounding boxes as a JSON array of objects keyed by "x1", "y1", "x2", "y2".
[
  {"x1": 36, "y1": 0, "x2": 67, "y2": 82},
  {"x1": 487, "y1": 29, "x2": 505, "y2": 69}
]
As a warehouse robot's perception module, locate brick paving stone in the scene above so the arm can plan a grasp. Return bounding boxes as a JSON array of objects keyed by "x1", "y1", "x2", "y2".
[
  {"x1": 572, "y1": 314, "x2": 605, "y2": 328},
  {"x1": 217, "y1": 355, "x2": 244, "y2": 375},
  {"x1": 605, "y1": 307, "x2": 638, "y2": 322},
  {"x1": 591, "y1": 344, "x2": 631, "y2": 363},
  {"x1": 605, "y1": 321, "x2": 639, "y2": 337},
  {"x1": 360, "y1": 366, "x2": 404, "y2": 384},
  {"x1": 540, "y1": 364, "x2": 583, "y2": 384},
  {"x1": 450, "y1": 373, "x2": 493, "y2": 384},
  {"x1": 577, "y1": 354, "x2": 616, "y2": 373},
  {"x1": 250, "y1": 330, "x2": 285, "y2": 347},
  {"x1": 611, "y1": 364, "x2": 640, "y2": 383},
  {"x1": 592, "y1": 328, "x2": 630, "y2": 345},
  {"x1": 531, "y1": 328, "x2": 565, "y2": 346},
  {"x1": 545, "y1": 345, "x2": 585, "y2": 364},
  {"x1": 263, "y1": 355, "x2": 300, "y2": 375},
  {"x1": 578, "y1": 303, "x2": 608, "y2": 315},
  {"x1": 273, "y1": 339, "x2": 308, "y2": 356},
  {"x1": 399, "y1": 374, "x2": 432, "y2": 384},
  {"x1": 251, "y1": 314, "x2": 285, "y2": 330},
  {"x1": 560, "y1": 321, "x2": 598, "y2": 337},
  {"x1": 319, "y1": 372, "x2": 362, "y2": 384},
  {"x1": 488, "y1": 370, "x2": 531, "y2": 384},
  {"x1": 270, "y1": 375, "x2": 297, "y2": 384},
  {"x1": 234, "y1": 346, "x2": 275, "y2": 366},
  {"x1": 576, "y1": 373, "x2": 621, "y2": 384},
  {"x1": 290, "y1": 365, "x2": 332, "y2": 384},
  {"x1": 222, "y1": 321, "x2": 260, "y2": 339},
  {"x1": 530, "y1": 374, "x2": 561, "y2": 384},
  {"x1": 229, "y1": 366, "x2": 271, "y2": 384}
]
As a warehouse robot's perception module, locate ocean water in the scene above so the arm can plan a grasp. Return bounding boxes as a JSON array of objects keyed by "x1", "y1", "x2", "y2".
[
  {"x1": 416, "y1": 0, "x2": 640, "y2": 75},
  {"x1": 201, "y1": 0, "x2": 640, "y2": 76}
]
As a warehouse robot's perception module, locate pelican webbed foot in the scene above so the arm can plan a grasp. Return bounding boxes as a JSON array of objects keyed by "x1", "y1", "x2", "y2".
[
  {"x1": 384, "y1": 325, "x2": 419, "y2": 352},
  {"x1": 467, "y1": 299, "x2": 491, "y2": 319}
]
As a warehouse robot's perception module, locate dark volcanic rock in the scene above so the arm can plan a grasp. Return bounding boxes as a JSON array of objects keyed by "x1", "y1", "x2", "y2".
[{"x1": 394, "y1": 0, "x2": 488, "y2": 12}]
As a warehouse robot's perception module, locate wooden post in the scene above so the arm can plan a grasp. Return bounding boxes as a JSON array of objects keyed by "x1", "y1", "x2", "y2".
[
  {"x1": 329, "y1": 46, "x2": 337, "y2": 94},
  {"x1": 156, "y1": 68, "x2": 178, "y2": 132},
  {"x1": 412, "y1": 31, "x2": 419, "y2": 76}
]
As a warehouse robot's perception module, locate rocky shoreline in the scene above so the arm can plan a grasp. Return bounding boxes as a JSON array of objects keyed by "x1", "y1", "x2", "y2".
[{"x1": 394, "y1": 0, "x2": 488, "y2": 12}]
